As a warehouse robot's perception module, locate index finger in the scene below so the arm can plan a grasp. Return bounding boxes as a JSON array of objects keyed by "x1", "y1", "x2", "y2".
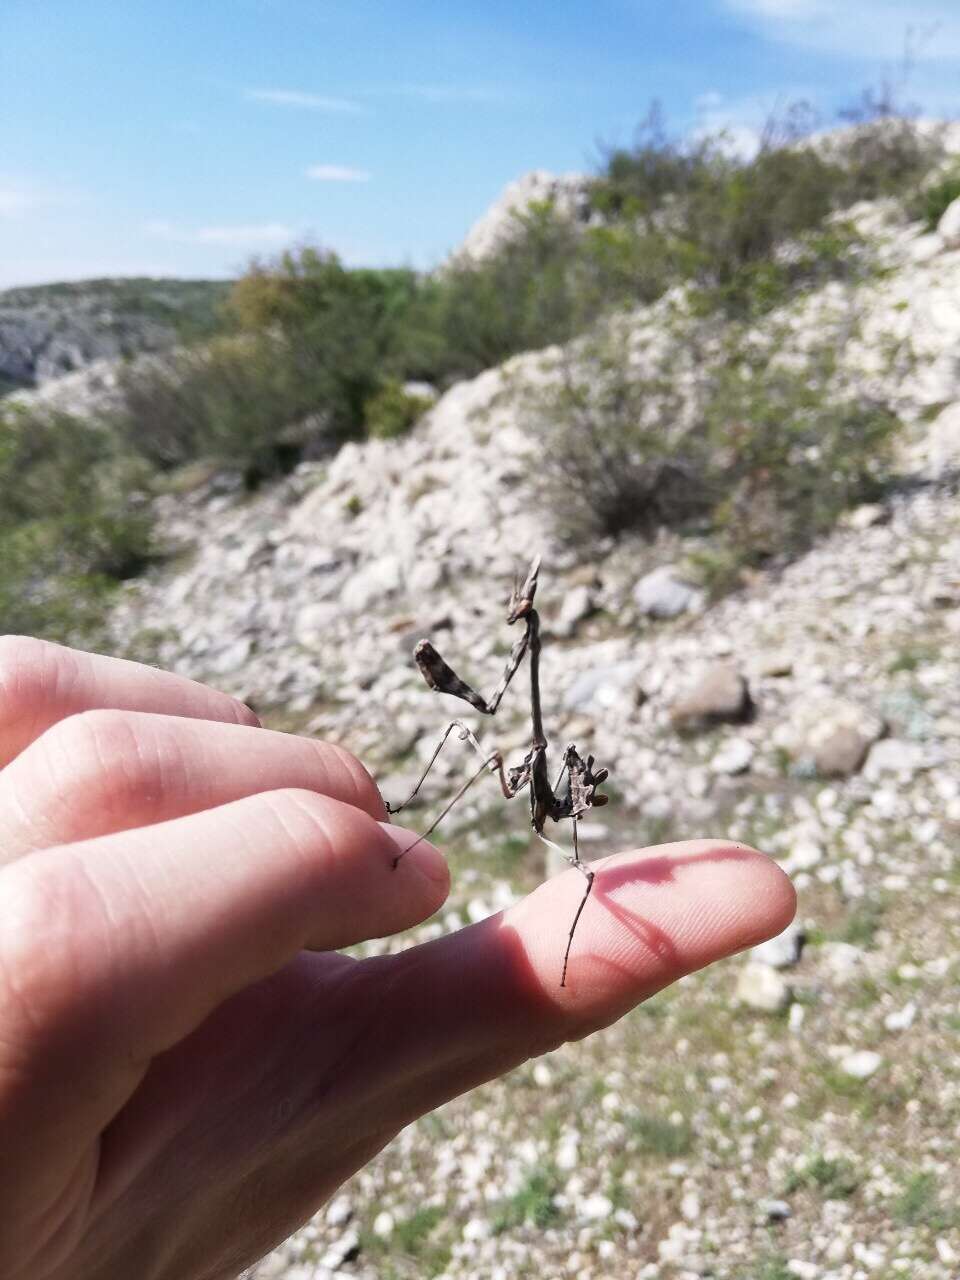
[{"x1": 0, "y1": 635, "x2": 259, "y2": 767}]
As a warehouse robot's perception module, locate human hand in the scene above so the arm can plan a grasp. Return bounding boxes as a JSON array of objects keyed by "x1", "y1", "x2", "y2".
[{"x1": 0, "y1": 636, "x2": 796, "y2": 1280}]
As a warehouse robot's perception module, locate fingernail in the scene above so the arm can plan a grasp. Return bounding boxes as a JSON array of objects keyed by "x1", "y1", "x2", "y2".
[{"x1": 378, "y1": 821, "x2": 448, "y2": 885}]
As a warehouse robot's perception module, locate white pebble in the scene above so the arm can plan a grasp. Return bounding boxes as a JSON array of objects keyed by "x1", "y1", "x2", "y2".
[
  {"x1": 840, "y1": 1050, "x2": 883, "y2": 1079},
  {"x1": 373, "y1": 1211, "x2": 395, "y2": 1238},
  {"x1": 581, "y1": 1192, "x2": 614, "y2": 1220},
  {"x1": 884, "y1": 1002, "x2": 916, "y2": 1032}
]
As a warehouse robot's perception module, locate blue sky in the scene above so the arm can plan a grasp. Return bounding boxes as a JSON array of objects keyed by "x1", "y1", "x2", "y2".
[{"x1": 2, "y1": 0, "x2": 959, "y2": 287}]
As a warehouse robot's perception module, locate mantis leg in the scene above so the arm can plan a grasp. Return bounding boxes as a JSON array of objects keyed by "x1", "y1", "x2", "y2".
[
  {"x1": 536, "y1": 815, "x2": 595, "y2": 988},
  {"x1": 385, "y1": 719, "x2": 489, "y2": 815},
  {"x1": 390, "y1": 747, "x2": 519, "y2": 868}
]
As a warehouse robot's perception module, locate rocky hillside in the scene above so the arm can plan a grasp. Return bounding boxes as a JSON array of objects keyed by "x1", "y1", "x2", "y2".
[
  {"x1": 94, "y1": 204, "x2": 960, "y2": 1278},
  {"x1": 0, "y1": 277, "x2": 228, "y2": 389},
  {"x1": 455, "y1": 170, "x2": 593, "y2": 262}
]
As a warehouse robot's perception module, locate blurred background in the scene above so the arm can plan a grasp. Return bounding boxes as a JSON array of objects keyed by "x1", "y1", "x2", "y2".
[{"x1": 2, "y1": 2, "x2": 959, "y2": 1276}]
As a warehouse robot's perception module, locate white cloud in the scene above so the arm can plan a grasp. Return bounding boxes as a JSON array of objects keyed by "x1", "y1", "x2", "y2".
[
  {"x1": 397, "y1": 83, "x2": 512, "y2": 104},
  {"x1": 145, "y1": 220, "x2": 295, "y2": 246},
  {"x1": 245, "y1": 88, "x2": 365, "y2": 113},
  {"x1": 305, "y1": 164, "x2": 371, "y2": 182},
  {"x1": 691, "y1": 90, "x2": 804, "y2": 158},
  {"x1": 722, "y1": 0, "x2": 960, "y2": 59}
]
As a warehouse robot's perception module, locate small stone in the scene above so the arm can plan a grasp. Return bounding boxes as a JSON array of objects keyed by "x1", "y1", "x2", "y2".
[
  {"x1": 779, "y1": 698, "x2": 885, "y2": 778},
  {"x1": 658, "y1": 1221, "x2": 696, "y2": 1263},
  {"x1": 553, "y1": 584, "x2": 596, "y2": 637},
  {"x1": 751, "y1": 920, "x2": 805, "y2": 969},
  {"x1": 556, "y1": 1135, "x2": 580, "y2": 1170},
  {"x1": 633, "y1": 565, "x2": 706, "y2": 618},
  {"x1": 786, "y1": 1261, "x2": 819, "y2": 1280},
  {"x1": 937, "y1": 1237, "x2": 959, "y2": 1265},
  {"x1": 325, "y1": 1196, "x2": 353, "y2": 1227},
  {"x1": 814, "y1": 724, "x2": 873, "y2": 777},
  {"x1": 320, "y1": 1229, "x2": 359, "y2": 1271},
  {"x1": 759, "y1": 1199, "x2": 791, "y2": 1221},
  {"x1": 852, "y1": 1242, "x2": 886, "y2": 1268},
  {"x1": 736, "y1": 963, "x2": 791, "y2": 1012},
  {"x1": 840, "y1": 1049, "x2": 882, "y2": 1079},
  {"x1": 373, "y1": 1211, "x2": 395, "y2": 1238},
  {"x1": 680, "y1": 1191, "x2": 701, "y2": 1221},
  {"x1": 754, "y1": 650, "x2": 794, "y2": 678},
  {"x1": 463, "y1": 1217, "x2": 492, "y2": 1242},
  {"x1": 671, "y1": 664, "x2": 753, "y2": 732},
  {"x1": 341, "y1": 555, "x2": 402, "y2": 613},
  {"x1": 884, "y1": 1002, "x2": 916, "y2": 1032},
  {"x1": 787, "y1": 840, "x2": 823, "y2": 872},
  {"x1": 710, "y1": 737, "x2": 755, "y2": 775},
  {"x1": 843, "y1": 502, "x2": 887, "y2": 530},
  {"x1": 819, "y1": 942, "x2": 866, "y2": 984},
  {"x1": 533, "y1": 1061, "x2": 554, "y2": 1087},
  {"x1": 581, "y1": 1193, "x2": 614, "y2": 1220},
  {"x1": 863, "y1": 739, "x2": 927, "y2": 780}
]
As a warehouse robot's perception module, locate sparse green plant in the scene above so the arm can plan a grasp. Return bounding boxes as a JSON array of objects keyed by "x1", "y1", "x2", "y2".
[
  {"x1": 364, "y1": 380, "x2": 433, "y2": 439},
  {"x1": 628, "y1": 1112, "x2": 694, "y2": 1158},
  {"x1": 839, "y1": 897, "x2": 886, "y2": 948},
  {"x1": 888, "y1": 642, "x2": 939, "y2": 674},
  {"x1": 361, "y1": 1206, "x2": 451, "y2": 1278},
  {"x1": 492, "y1": 1168, "x2": 561, "y2": 1233},
  {"x1": 785, "y1": 1153, "x2": 860, "y2": 1199},
  {"x1": 893, "y1": 1171, "x2": 946, "y2": 1227}
]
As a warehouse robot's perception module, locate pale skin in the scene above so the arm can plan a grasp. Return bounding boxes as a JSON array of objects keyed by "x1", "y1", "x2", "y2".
[{"x1": 0, "y1": 636, "x2": 797, "y2": 1280}]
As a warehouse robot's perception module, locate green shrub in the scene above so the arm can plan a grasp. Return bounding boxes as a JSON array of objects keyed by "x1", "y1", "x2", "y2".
[
  {"x1": 0, "y1": 404, "x2": 154, "y2": 643},
  {"x1": 110, "y1": 334, "x2": 330, "y2": 480},
  {"x1": 592, "y1": 104, "x2": 941, "y2": 319},
  {"x1": 364, "y1": 380, "x2": 434, "y2": 439},
  {"x1": 492, "y1": 1168, "x2": 561, "y2": 1233},
  {"x1": 910, "y1": 168, "x2": 960, "y2": 230},
  {"x1": 704, "y1": 334, "x2": 899, "y2": 564},
  {"x1": 519, "y1": 312, "x2": 900, "y2": 577},
  {"x1": 516, "y1": 322, "x2": 714, "y2": 543}
]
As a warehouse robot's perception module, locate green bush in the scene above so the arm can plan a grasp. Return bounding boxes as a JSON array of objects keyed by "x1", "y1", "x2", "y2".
[
  {"x1": 110, "y1": 333, "x2": 335, "y2": 480},
  {"x1": 705, "y1": 337, "x2": 898, "y2": 564},
  {"x1": 519, "y1": 313, "x2": 900, "y2": 579},
  {"x1": 910, "y1": 168, "x2": 960, "y2": 230},
  {"x1": 0, "y1": 404, "x2": 154, "y2": 643},
  {"x1": 516, "y1": 321, "x2": 714, "y2": 543},
  {"x1": 591, "y1": 105, "x2": 942, "y2": 319},
  {"x1": 364, "y1": 380, "x2": 434, "y2": 439}
]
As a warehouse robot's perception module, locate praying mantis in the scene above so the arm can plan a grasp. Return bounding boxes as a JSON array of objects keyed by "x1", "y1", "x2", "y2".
[{"x1": 385, "y1": 555, "x2": 609, "y2": 987}]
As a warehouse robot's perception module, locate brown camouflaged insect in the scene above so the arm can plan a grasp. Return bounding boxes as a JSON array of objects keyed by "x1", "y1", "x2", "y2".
[{"x1": 386, "y1": 556, "x2": 609, "y2": 987}]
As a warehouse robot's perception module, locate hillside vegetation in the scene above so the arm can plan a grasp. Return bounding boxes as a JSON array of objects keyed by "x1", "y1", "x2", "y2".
[
  {"x1": 0, "y1": 276, "x2": 229, "y2": 388},
  {"x1": 0, "y1": 104, "x2": 956, "y2": 643}
]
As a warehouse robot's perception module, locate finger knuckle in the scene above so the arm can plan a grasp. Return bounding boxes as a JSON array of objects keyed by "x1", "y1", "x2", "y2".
[
  {"x1": 260, "y1": 786, "x2": 364, "y2": 871},
  {"x1": 0, "y1": 858, "x2": 100, "y2": 1054},
  {"x1": 40, "y1": 710, "x2": 155, "y2": 824}
]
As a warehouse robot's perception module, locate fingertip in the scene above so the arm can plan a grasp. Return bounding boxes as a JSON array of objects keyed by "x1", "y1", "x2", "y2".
[
  {"x1": 503, "y1": 839, "x2": 797, "y2": 1021},
  {"x1": 380, "y1": 822, "x2": 451, "y2": 897}
]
